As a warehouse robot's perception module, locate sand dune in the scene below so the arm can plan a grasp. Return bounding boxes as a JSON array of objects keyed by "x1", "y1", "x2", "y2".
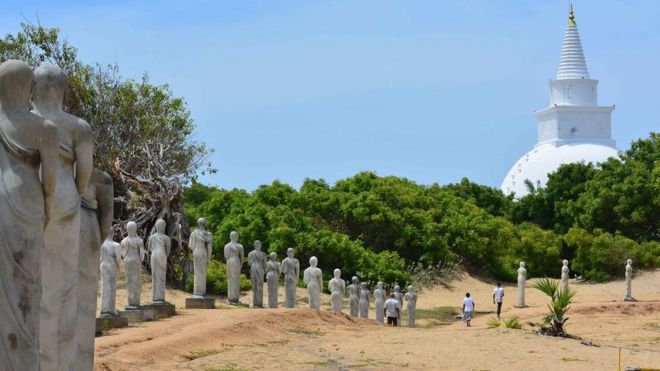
[{"x1": 95, "y1": 269, "x2": 660, "y2": 370}]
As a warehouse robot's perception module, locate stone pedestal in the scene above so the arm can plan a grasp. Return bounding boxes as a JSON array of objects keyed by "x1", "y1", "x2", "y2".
[
  {"x1": 142, "y1": 302, "x2": 176, "y2": 320},
  {"x1": 513, "y1": 305, "x2": 528, "y2": 308},
  {"x1": 95, "y1": 316, "x2": 129, "y2": 336},
  {"x1": 624, "y1": 296, "x2": 636, "y2": 302},
  {"x1": 118, "y1": 309, "x2": 145, "y2": 323},
  {"x1": 186, "y1": 297, "x2": 215, "y2": 309}
]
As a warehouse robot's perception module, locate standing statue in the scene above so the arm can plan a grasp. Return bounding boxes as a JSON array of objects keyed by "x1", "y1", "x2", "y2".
[
  {"x1": 516, "y1": 261, "x2": 527, "y2": 308},
  {"x1": 359, "y1": 282, "x2": 370, "y2": 319},
  {"x1": 328, "y1": 269, "x2": 346, "y2": 313},
  {"x1": 224, "y1": 231, "x2": 244, "y2": 304},
  {"x1": 122, "y1": 221, "x2": 146, "y2": 308},
  {"x1": 404, "y1": 285, "x2": 417, "y2": 328},
  {"x1": 303, "y1": 256, "x2": 323, "y2": 309},
  {"x1": 348, "y1": 277, "x2": 360, "y2": 317},
  {"x1": 33, "y1": 64, "x2": 93, "y2": 371},
  {"x1": 266, "y1": 252, "x2": 282, "y2": 308},
  {"x1": 281, "y1": 248, "x2": 300, "y2": 308},
  {"x1": 0, "y1": 60, "x2": 58, "y2": 371},
  {"x1": 77, "y1": 168, "x2": 113, "y2": 371},
  {"x1": 100, "y1": 235, "x2": 122, "y2": 317},
  {"x1": 374, "y1": 282, "x2": 386, "y2": 324},
  {"x1": 189, "y1": 218, "x2": 213, "y2": 298},
  {"x1": 148, "y1": 219, "x2": 171, "y2": 302},
  {"x1": 393, "y1": 285, "x2": 404, "y2": 309},
  {"x1": 624, "y1": 259, "x2": 634, "y2": 301},
  {"x1": 247, "y1": 240, "x2": 267, "y2": 307},
  {"x1": 561, "y1": 260, "x2": 570, "y2": 291}
]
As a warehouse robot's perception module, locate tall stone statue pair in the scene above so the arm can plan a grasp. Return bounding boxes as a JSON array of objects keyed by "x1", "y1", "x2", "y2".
[{"x1": 0, "y1": 60, "x2": 114, "y2": 371}]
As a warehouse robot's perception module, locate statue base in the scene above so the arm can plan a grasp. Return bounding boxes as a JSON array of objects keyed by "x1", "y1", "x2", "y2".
[
  {"x1": 228, "y1": 300, "x2": 249, "y2": 307},
  {"x1": 514, "y1": 305, "x2": 528, "y2": 308},
  {"x1": 95, "y1": 316, "x2": 129, "y2": 336},
  {"x1": 186, "y1": 297, "x2": 216, "y2": 309},
  {"x1": 118, "y1": 309, "x2": 145, "y2": 323},
  {"x1": 624, "y1": 296, "x2": 636, "y2": 302},
  {"x1": 142, "y1": 301, "x2": 176, "y2": 320}
]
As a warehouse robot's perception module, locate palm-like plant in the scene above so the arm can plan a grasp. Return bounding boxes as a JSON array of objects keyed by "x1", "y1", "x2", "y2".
[{"x1": 532, "y1": 278, "x2": 576, "y2": 337}]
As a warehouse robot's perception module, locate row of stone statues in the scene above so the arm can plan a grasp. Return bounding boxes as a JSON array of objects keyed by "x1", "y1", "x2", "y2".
[
  {"x1": 0, "y1": 60, "x2": 114, "y2": 371},
  {"x1": 514, "y1": 258, "x2": 636, "y2": 307}
]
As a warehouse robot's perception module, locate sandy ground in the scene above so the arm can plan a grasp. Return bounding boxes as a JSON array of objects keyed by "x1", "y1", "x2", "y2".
[{"x1": 95, "y1": 270, "x2": 660, "y2": 371}]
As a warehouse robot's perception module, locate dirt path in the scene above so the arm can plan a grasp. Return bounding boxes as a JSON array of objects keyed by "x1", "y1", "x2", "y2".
[{"x1": 95, "y1": 270, "x2": 660, "y2": 370}]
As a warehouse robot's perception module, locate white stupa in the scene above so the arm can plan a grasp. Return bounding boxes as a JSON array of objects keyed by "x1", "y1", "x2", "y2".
[{"x1": 501, "y1": 6, "x2": 618, "y2": 197}]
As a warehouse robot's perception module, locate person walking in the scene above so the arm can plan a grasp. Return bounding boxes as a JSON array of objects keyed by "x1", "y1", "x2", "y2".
[
  {"x1": 462, "y1": 292, "x2": 475, "y2": 327},
  {"x1": 384, "y1": 293, "x2": 401, "y2": 327},
  {"x1": 492, "y1": 282, "x2": 504, "y2": 319}
]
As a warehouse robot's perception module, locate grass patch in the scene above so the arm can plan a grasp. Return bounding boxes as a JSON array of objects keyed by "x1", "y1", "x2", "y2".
[
  {"x1": 561, "y1": 357, "x2": 585, "y2": 363},
  {"x1": 187, "y1": 349, "x2": 220, "y2": 360},
  {"x1": 503, "y1": 316, "x2": 522, "y2": 329},
  {"x1": 487, "y1": 318, "x2": 501, "y2": 329},
  {"x1": 415, "y1": 307, "x2": 460, "y2": 328},
  {"x1": 287, "y1": 327, "x2": 325, "y2": 336},
  {"x1": 268, "y1": 339, "x2": 290, "y2": 345}
]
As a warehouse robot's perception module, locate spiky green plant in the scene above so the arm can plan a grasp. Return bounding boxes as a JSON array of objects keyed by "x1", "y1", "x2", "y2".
[
  {"x1": 486, "y1": 317, "x2": 501, "y2": 329},
  {"x1": 503, "y1": 316, "x2": 522, "y2": 329},
  {"x1": 532, "y1": 278, "x2": 576, "y2": 337}
]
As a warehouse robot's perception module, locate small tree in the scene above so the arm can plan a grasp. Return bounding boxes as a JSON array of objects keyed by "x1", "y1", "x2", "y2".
[{"x1": 532, "y1": 278, "x2": 576, "y2": 337}]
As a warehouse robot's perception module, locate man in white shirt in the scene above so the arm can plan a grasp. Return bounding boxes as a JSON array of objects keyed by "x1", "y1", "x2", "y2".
[
  {"x1": 384, "y1": 293, "x2": 401, "y2": 326},
  {"x1": 492, "y1": 282, "x2": 504, "y2": 319},
  {"x1": 462, "y1": 292, "x2": 474, "y2": 327}
]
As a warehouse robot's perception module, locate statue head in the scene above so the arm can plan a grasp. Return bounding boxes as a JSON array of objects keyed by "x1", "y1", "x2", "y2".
[
  {"x1": 269, "y1": 252, "x2": 277, "y2": 261},
  {"x1": 197, "y1": 218, "x2": 206, "y2": 229},
  {"x1": 254, "y1": 240, "x2": 262, "y2": 251},
  {"x1": 519, "y1": 261, "x2": 526, "y2": 268},
  {"x1": 33, "y1": 64, "x2": 66, "y2": 111},
  {"x1": 377, "y1": 281, "x2": 383, "y2": 289},
  {"x1": 627, "y1": 258, "x2": 632, "y2": 265},
  {"x1": 0, "y1": 60, "x2": 35, "y2": 113},
  {"x1": 333, "y1": 268, "x2": 341, "y2": 278},
  {"x1": 230, "y1": 231, "x2": 238, "y2": 242},
  {"x1": 287, "y1": 248, "x2": 295, "y2": 258},
  {"x1": 309, "y1": 256, "x2": 318, "y2": 267},
  {"x1": 155, "y1": 219, "x2": 166, "y2": 234},
  {"x1": 407, "y1": 285, "x2": 414, "y2": 292},
  {"x1": 360, "y1": 282, "x2": 367, "y2": 289},
  {"x1": 394, "y1": 285, "x2": 401, "y2": 292},
  {"x1": 351, "y1": 276, "x2": 358, "y2": 284},
  {"x1": 563, "y1": 259, "x2": 569, "y2": 267},
  {"x1": 127, "y1": 221, "x2": 138, "y2": 237}
]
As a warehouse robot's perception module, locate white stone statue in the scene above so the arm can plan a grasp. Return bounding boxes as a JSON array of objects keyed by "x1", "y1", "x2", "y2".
[
  {"x1": 77, "y1": 168, "x2": 113, "y2": 371},
  {"x1": 359, "y1": 282, "x2": 370, "y2": 319},
  {"x1": 248, "y1": 240, "x2": 267, "y2": 307},
  {"x1": 404, "y1": 285, "x2": 417, "y2": 328},
  {"x1": 328, "y1": 269, "x2": 346, "y2": 313},
  {"x1": 303, "y1": 256, "x2": 323, "y2": 309},
  {"x1": 34, "y1": 64, "x2": 93, "y2": 371},
  {"x1": 224, "y1": 231, "x2": 244, "y2": 304},
  {"x1": 266, "y1": 252, "x2": 282, "y2": 308},
  {"x1": 561, "y1": 259, "x2": 570, "y2": 291},
  {"x1": 517, "y1": 261, "x2": 527, "y2": 307},
  {"x1": 148, "y1": 219, "x2": 171, "y2": 302},
  {"x1": 348, "y1": 277, "x2": 360, "y2": 317},
  {"x1": 374, "y1": 282, "x2": 386, "y2": 324},
  {"x1": 122, "y1": 221, "x2": 146, "y2": 308},
  {"x1": 624, "y1": 259, "x2": 634, "y2": 301},
  {"x1": 393, "y1": 285, "x2": 404, "y2": 309},
  {"x1": 189, "y1": 218, "x2": 213, "y2": 298},
  {"x1": 281, "y1": 248, "x2": 300, "y2": 308},
  {"x1": 0, "y1": 60, "x2": 58, "y2": 371},
  {"x1": 100, "y1": 235, "x2": 122, "y2": 317}
]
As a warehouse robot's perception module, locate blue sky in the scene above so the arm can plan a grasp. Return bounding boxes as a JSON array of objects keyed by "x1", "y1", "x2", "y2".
[{"x1": 1, "y1": 0, "x2": 658, "y2": 190}]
